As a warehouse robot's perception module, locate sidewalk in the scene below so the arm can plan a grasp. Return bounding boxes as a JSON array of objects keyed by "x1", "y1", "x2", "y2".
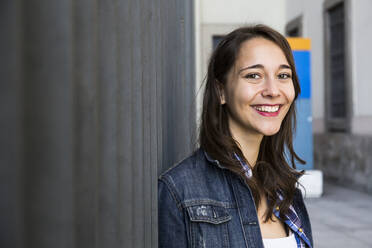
[{"x1": 304, "y1": 182, "x2": 372, "y2": 248}]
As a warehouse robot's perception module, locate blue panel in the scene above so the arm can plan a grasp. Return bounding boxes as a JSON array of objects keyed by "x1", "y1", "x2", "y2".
[
  {"x1": 290, "y1": 49, "x2": 313, "y2": 170},
  {"x1": 293, "y1": 99, "x2": 313, "y2": 170},
  {"x1": 293, "y1": 51, "x2": 311, "y2": 99}
]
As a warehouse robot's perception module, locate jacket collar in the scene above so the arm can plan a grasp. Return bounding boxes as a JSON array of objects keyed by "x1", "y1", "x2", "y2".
[{"x1": 202, "y1": 149, "x2": 229, "y2": 170}]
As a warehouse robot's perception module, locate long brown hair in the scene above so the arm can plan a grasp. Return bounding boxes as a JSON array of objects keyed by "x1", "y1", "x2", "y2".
[{"x1": 199, "y1": 24, "x2": 305, "y2": 222}]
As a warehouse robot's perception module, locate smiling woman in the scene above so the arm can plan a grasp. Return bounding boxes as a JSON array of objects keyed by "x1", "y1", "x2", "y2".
[{"x1": 158, "y1": 25, "x2": 313, "y2": 248}]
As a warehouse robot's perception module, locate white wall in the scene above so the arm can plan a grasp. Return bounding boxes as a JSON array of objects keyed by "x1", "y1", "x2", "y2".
[
  {"x1": 350, "y1": 0, "x2": 372, "y2": 134},
  {"x1": 201, "y1": 0, "x2": 287, "y2": 31},
  {"x1": 351, "y1": 0, "x2": 372, "y2": 116}
]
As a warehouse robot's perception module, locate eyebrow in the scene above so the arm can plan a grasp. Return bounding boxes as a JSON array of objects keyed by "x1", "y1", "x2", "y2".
[{"x1": 238, "y1": 64, "x2": 291, "y2": 73}]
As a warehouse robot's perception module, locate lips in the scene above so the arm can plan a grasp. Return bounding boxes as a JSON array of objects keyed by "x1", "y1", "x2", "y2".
[{"x1": 251, "y1": 104, "x2": 282, "y2": 117}]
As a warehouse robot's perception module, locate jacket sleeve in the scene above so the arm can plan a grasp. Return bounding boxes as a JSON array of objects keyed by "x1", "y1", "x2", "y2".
[{"x1": 158, "y1": 178, "x2": 188, "y2": 248}]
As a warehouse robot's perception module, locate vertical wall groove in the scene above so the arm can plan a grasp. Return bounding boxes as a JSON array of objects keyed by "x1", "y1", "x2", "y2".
[
  {"x1": 0, "y1": 0, "x2": 24, "y2": 247},
  {"x1": 22, "y1": 1, "x2": 75, "y2": 247},
  {"x1": 116, "y1": 0, "x2": 134, "y2": 246},
  {"x1": 73, "y1": 1, "x2": 99, "y2": 247}
]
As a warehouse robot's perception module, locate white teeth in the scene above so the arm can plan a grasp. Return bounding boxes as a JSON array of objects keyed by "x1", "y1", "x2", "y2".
[{"x1": 253, "y1": 105, "x2": 280, "y2": 113}]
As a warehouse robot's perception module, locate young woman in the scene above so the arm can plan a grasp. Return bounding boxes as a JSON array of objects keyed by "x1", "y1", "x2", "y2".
[{"x1": 158, "y1": 24, "x2": 313, "y2": 248}]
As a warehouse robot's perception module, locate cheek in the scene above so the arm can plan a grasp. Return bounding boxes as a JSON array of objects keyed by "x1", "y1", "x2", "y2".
[
  {"x1": 227, "y1": 85, "x2": 251, "y2": 106},
  {"x1": 234, "y1": 84, "x2": 257, "y2": 104},
  {"x1": 286, "y1": 83, "x2": 296, "y2": 104},
  {"x1": 235, "y1": 93, "x2": 255, "y2": 110}
]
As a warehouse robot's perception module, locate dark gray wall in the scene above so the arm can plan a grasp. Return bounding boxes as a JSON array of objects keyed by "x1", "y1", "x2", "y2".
[
  {"x1": 0, "y1": 0, "x2": 195, "y2": 247},
  {"x1": 314, "y1": 133, "x2": 372, "y2": 194}
]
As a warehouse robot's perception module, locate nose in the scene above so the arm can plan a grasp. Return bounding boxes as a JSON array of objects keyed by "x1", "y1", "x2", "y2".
[{"x1": 262, "y1": 77, "x2": 280, "y2": 97}]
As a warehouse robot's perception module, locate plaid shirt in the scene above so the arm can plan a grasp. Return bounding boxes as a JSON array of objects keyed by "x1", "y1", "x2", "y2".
[{"x1": 234, "y1": 153, "x2": 312, "y2": 248}]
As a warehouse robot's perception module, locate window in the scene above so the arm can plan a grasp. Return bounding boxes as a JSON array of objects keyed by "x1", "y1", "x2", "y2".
[
  {"x1": 287, "y1": 27, "x2": 300, "y2": 37},
  {"x1": 286, "y1": 16, "x2": 303, "y2": 37},
  {"x1": 212, "y1": 35, "x2": 224, "y2": 50},
  {"x1": 324, "y1": 0, "x2": 350, "y2": 132},
  {"x1": 329, "y1": 3, "x2": 346, "y2": 119}
]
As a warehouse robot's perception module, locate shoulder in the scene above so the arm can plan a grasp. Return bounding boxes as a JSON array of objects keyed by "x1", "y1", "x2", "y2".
[
  {"x1": 158, "y1": 148, "x2": 231, "y2": 205},
  {"x1": 159, "y1": 148, "x2": 217, "y2": 190},
  {"x1": 159, "y1": 149, "x2": 202, "y2": 177},
  {"x1": 159, "y1": 149, "x2": 207, "y2": 188}
]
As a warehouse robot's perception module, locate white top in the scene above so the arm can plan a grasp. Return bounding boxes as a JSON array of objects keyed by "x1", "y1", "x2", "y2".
[{"x1": 262, "y1": 230, "x2": 297, "y2": 248}]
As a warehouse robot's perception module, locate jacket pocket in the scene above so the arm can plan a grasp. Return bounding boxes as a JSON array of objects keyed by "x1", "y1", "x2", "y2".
[{"x1": 186, "y1": 202, "x2": 231, "y2": 248}]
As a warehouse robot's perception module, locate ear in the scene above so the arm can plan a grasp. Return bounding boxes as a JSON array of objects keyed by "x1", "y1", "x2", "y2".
[{"x1": 217, "y1": 81, "x2": 226, "y2": 105}]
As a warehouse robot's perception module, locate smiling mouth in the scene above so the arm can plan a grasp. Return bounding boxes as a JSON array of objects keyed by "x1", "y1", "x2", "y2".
[{"x1": 252, "y1": 104, "x2": 282, "y2": 117}]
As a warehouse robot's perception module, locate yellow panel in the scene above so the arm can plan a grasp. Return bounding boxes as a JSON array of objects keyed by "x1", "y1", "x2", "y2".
[{"x1": 286, "y1": 38, "x2": 311, "y2": 50}]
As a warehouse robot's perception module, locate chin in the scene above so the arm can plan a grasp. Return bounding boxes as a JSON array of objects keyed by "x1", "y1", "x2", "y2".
[{"x1": 259, "y1": 126, "x2": 281, "y2": 136}]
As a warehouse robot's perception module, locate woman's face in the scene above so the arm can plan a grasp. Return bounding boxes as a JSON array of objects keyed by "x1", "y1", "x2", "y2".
[{"x1": 220, "y1": 37, "x2": 295, "y2": 137}]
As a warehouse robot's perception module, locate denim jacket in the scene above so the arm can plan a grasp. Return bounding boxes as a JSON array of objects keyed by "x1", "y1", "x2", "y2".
[{"x1": 158, "y1": 148, "x2": 313, "y2": 248}]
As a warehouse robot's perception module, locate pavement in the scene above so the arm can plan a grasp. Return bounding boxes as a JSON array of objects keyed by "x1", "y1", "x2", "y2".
[{"x1": 304, "y1": 182, "x2": 372, "y2": 248}]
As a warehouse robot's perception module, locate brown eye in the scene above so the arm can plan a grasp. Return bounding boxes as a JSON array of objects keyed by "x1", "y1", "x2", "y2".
[
  {"x1": 244, "y1": 73, "x2": 260, "y2": 79},
  {"x1": 278, "y1": 73, "x2": 291, "y2": 79}
]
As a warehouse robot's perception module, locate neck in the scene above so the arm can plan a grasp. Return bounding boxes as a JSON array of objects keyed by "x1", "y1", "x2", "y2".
[{"x1": 229, "y1": 122, "x2": 263, "y2": 167}]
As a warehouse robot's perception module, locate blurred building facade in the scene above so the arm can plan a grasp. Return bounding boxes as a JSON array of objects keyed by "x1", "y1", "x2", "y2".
[
  {"x1": 1, "y1": 0, "x2": 195, "y2": 247},
  {"x1": 287, "y1": 0, "x2": 372, "y2": 193}
]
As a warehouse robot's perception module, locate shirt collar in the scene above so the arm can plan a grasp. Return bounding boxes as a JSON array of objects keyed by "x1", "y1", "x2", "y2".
[{"x1": 233, "y1": 152, "x2": 253, "y2": 179}]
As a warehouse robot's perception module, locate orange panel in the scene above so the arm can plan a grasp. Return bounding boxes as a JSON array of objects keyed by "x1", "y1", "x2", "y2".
[{"x1": 286, "y1": 38, "x2": 311, "y2": 50}]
